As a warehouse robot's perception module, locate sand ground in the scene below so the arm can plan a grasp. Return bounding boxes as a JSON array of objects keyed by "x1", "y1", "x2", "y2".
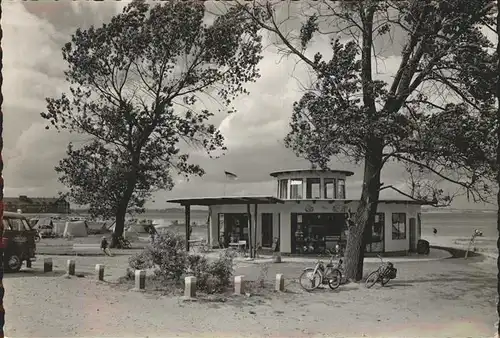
[{"x1": 3, "y1": 247, "x2": 496, "y2": 338}]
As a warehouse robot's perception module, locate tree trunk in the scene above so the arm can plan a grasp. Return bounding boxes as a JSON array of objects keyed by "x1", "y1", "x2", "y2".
[
  {"x1": 344, "y1": 143, "x2": 383, "y2": 282},
  {"x1": 110, "y1": 169, "x2": 138, "y2": 249},
  {"x1": 110, "y1": 204, "x2": 128, "y2": 248}
]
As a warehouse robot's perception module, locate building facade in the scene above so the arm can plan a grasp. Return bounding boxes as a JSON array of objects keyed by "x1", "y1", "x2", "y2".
[
  {"x1": 3, "y1": 195, "x2": 71, "y2": 214},
  {"x1": 169, "y1": 169, "x2": 423, "y2": 255}
]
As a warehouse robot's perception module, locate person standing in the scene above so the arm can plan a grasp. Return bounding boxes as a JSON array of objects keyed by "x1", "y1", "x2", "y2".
[{"x1": 100, "y1": 236, "x2": 112, "y2": 256}]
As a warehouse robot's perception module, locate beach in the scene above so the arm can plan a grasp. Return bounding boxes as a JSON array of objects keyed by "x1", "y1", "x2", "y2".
[{"x1": 420, "y1": 211, "x2": 497, "y2": 261}]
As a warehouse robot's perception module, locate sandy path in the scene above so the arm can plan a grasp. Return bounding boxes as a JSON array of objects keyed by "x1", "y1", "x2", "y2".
[{"x1": 2, "y1": 254, "x2": 496, "y2": 338}]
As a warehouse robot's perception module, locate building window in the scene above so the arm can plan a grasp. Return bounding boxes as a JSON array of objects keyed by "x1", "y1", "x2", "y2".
[
  {"x1": 278, "y1": 179, "x2": 288, "y2": 199},
  {"x1": 306, "y1": 178, "x2": 321, "y2": 199},
  {"x1": 324, "y1": 178, "x2": 336, "y2": 199},
  {"x1": 392, "y1": 213, "x2": 406, "y2": 240},
  {"x1": 366, "y1": 213, "x2": 384, "y2": 253},
  {"x1": 337, "y1": 179, "x2": 346, "y2": 199},
  {"x1": 290, "y1": 179, "x2": 303, "y2": 199}
]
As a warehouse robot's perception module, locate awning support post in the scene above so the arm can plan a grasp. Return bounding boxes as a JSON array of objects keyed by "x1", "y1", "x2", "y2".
[
  {"x1": 246, "y1": 204, "x2": 253, "y2": 258},
  {"x1": 185, "y1": 204, "x2": 191, "y2": 252},
  {"x1": 253, "y1": 203, "x2": 258, "y2": 258}
]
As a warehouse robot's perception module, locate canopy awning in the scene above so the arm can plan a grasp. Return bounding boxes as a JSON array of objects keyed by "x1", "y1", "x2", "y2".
[{"x1": 167, "y1": 196, "x2": 284, "y2": 206}]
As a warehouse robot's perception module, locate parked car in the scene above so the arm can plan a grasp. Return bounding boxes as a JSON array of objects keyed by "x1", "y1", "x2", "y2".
[{"x1": 2, "y1": 211, "x2": 37, "y2": 272}]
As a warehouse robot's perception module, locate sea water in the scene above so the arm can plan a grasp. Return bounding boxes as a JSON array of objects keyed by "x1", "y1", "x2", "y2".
[{"x1": 421, "y1": 211, "x2": 497, "y2": 238}]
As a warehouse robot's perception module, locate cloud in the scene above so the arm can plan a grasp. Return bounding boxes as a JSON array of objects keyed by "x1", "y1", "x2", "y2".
[{"x1": 2, "y1": 2, "x2": 492, "y2": 211}]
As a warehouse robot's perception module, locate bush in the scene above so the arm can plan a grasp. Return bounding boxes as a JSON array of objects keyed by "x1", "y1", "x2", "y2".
[
  {"x1": 128, "y1": 250, "x2": 153, "y2": 271},
  {"x1": 126, "y1": 232, "x2": 235, "y2": 294},
  {"x1": 149, "y1": 232, "x2": 188, "y2": 282},
  {"x1": 186, "y1": 250, "x2": 234, "y2": 294}
]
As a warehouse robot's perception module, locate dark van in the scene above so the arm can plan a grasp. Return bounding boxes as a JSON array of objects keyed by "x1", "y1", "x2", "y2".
[{"x1": 2, "y1": 212, "x2": 37, "y2": 272}]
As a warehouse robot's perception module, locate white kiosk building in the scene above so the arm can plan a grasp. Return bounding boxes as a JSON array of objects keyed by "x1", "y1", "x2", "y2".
[{"x1": 168, "y1": 169, "x2": 423, "y2": 256}]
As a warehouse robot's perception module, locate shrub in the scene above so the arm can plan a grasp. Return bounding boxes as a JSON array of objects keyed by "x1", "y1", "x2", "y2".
[
  {"x1": 125, "y1": 232, "x2": 234, "y2": 294},
  {"x1": 185, "y1": 251, "x2": 234, "y2": 294},
  {"x1": 128, "y1": 250, "x2": 153, "y2": 271},
  {"x1": 149, "y1": 232, "x2": 188, "y2": 282}
]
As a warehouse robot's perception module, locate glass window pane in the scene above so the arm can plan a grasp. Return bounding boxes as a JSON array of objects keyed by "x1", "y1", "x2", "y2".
[
  {"x1": 391, "y1": 213, "x2": 406, "y2": 240},
  {"x1": 324, "y1": 178, "x2": 336, "y2": 199},
  {"x1": 290, "y1": 179, "x2": 303, "y2": 199},
  {"x1": 306, "y1": 178, "x2": 321, "y2": 199},
  {"x1": 337, "y1": 179, "x2": 345, "y2": 199},
  {"x1": 3, "y1": 219, "x2": 10, "y2": 231},
  {"x1": 8, "y1": 219, "x2": 25, "y2": 231},
  {"x1": 22, "y1": 219, "x2": 32, "y2": 231},
  {"x1": 279, "y1": 179, "x2": 288, "y2": 199}
]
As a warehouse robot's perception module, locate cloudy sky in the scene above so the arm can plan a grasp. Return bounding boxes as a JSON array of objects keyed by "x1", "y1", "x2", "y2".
[{"x1": 3, "y1": 1, "x2": 495, "y2": 210}]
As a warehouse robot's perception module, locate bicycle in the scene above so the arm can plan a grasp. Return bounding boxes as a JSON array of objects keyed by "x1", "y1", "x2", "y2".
[
  {"x1": 299, "y1": 251, "x2": 342, "y2": 291},
  {"x1": 365, "y1": 254, "x2": 397, "y2": 288},
  {"x1": 117, "y1": 236, "x2": 132, "y2": 249}
]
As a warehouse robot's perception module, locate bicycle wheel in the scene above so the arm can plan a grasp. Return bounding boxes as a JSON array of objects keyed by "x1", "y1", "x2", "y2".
[
  {"x1": 299, "y1": 268, "x2": 322, "y2": 291},
  {"x1": 365, "y1": 271, "x2": 379, "y2": 288},
  {"x1": 327, "y1": 268, "x2": 342, "y2": 290},
  {"x1": 381, "y1": 272, "x2": 391, "y2": 286}
]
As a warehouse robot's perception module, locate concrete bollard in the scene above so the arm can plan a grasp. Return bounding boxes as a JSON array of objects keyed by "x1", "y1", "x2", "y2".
[
  {"x1": 234, "y1": 275, "x2": 245, "y2": 295},
  {"x1": 134, "y1": 270, "x2": 146, "y2": 290},
  {"x1": 275, "y1": 274, "x2": 285, "y2": 292},
  {"x1": 184, "y1": 276, "x2": 197, "y2": 298},
  {"x1": 67, "y1": 259, "x2": 76, "y2": 276},
  {"x1": 95, "y1": 264, "x2": 105, "y2": 281},
  {"x1": 43, "y1": 258, "x2": 53, "y2": 273}
]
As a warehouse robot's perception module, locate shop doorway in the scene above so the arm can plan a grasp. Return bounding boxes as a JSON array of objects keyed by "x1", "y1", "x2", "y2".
[
  {"x1": 291, "y1": 213, "x2": 345, "y2": 254},
  {"x1": 261, "y1": 213, "x2": 273, "y2": 248},
  {"x1": 218, "y1": 213, "x2": 248, "y2": 247}
]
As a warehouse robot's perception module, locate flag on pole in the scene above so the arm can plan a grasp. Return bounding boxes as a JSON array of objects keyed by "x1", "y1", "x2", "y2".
[{"x1": 224, "y1": 171, "x2": 238, "y2": 180}]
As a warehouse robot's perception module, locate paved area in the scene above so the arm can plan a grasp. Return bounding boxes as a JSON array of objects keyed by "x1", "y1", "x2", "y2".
[{"x1": 2, "y1": 252, "x2": 496, "y2": 337}]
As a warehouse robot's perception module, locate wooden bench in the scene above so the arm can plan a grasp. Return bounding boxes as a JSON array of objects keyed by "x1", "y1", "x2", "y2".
[{"x1": 72, "y1": 243, "x2": 101, "y2": 255}]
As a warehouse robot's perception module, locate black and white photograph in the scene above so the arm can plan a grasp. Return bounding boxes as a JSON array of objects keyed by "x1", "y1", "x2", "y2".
[{"x1": 0, "y1": 1, "x2": 499, "y2": 337}]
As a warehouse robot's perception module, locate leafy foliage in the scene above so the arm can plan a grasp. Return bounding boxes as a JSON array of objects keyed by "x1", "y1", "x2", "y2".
[
  {"x1": 239, "y1": 0, "x2": 497, "y2": 281},
  {"x1": 128, "y1": 232, "x2": 234, "y2": 293},
  {"x1": 41, "y1": 0, "x2": 263, "y2": 229},
  {"x1": 254, "y1": 0, "x2": 497, "y2": 205},
  {"x1": 187, "y1": 251, "x2": 234, "y2": 294}
]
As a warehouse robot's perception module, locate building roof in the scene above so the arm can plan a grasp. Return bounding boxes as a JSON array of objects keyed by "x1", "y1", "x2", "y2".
[
  {"x1": 269, "y1": 169, "x2": 355, "y2": 177},
  {"x1": 346, "y1": 199, "x2": 424, "y2": 205},
  {"x1": 167, "y1": 196, "x2": 284, "y2": 206}
]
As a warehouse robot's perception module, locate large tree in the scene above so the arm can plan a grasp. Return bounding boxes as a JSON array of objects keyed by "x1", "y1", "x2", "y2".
[
  {"x1": 239, "y1": 0, "x2": 494, "y2": 280},
  {"x1": 42, "y1": 0, "x2": 263, "y2": 247}
]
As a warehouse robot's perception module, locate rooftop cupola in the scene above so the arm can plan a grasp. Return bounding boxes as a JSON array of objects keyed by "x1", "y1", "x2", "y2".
[{"x1": 270, "y1": 169, "x2": 354, "y2": 201}]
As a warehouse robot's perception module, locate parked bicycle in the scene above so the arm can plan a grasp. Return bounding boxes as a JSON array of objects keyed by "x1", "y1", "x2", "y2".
[
  {"x1": 299, "y1": 250, "x2": 342, "y2": 291},
  {"x1": 117, "y1": 236, "x2": 132, "y2": 249},
  {"x1": 365, "y1": 254, "x2": 397, "y2": 288}
]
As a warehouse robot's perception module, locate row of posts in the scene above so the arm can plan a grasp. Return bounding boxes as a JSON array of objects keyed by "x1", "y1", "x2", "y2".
[
  {"x1": 42, "y1": 258, "x2": 286, "y2": 295},
  {"x1": 183, "y1": 273, "x2": 286, "y2": 298},
  {"x1": 43, "y1": 258, "x2": 105, "y2": 281}
]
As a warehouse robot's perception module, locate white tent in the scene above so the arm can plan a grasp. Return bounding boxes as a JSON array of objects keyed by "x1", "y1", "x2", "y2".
[
  {"x1": 63, "y1": 221, "x2": 88, "y2": 238},
  {"x1": 52, "y1": 221, "x2": 68, "y2": 235}
]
